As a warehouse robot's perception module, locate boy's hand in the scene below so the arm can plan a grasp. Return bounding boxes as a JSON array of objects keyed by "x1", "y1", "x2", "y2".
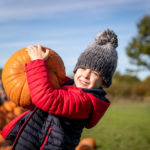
[{"x1": 26, "y1": 45, "x2": 49, "y2": 60}]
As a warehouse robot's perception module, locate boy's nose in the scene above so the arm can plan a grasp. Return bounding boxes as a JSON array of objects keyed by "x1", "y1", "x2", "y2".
[{"x1": 83, "y1": 69, "x2": 90, "y2": 78}]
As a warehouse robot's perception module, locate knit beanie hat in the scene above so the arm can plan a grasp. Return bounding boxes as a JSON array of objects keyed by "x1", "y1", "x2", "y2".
[{"x1": 74, "y1": 29, "x2": 118, "y2": 88}]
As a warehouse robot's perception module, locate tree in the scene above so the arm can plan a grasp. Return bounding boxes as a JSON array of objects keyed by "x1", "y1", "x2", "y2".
[{"x1": 126, "y1": 15, "x2": 150, "y2": 71}]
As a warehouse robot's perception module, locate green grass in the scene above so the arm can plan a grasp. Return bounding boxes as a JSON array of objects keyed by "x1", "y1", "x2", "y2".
[{"x1": 81, "y1": 102, "x2": 150, "y2": 150}]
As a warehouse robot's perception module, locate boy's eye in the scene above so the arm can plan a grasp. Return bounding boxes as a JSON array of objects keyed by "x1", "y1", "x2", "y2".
[{"x1": 92, "y1": 71, "x2": 99, "y2": 76}]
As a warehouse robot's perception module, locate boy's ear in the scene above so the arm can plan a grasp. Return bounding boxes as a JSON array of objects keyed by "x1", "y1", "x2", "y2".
[{"x1": 102, "y1": 81, "x2": 107, "y2": 88}]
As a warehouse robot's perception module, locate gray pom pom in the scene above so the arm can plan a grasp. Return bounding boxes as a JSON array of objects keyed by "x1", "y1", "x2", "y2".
[{"x1": 95, "y1": 29, "x2": 118, "y2": 48}]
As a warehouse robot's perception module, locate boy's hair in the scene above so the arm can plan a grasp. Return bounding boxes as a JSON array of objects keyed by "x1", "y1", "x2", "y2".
[{"x1": 74, "y1": 29, "x2": 118, "y2": 88}]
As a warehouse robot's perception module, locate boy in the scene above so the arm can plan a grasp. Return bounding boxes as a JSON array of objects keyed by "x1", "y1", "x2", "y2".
[{"x1": 1, "y1": 29, "x2": 118, "y2": 150}]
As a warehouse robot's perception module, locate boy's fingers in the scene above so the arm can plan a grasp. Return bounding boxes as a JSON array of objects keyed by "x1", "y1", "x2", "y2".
[
  {"x1": 37, "y1": 44, "x2": 43, "y2": 51},
  {"x1": 27, "y1": 45, "x2": 34, "y2": 49},
  {"x1": 37, "y1": 44, "x2": 40, "y2": 49},
  {"x1": 45, "y1": 49, "x2": 49, "y2": 55},
  {"x1": 26, "y1": 46, "x2": 34, "y2": 53}
]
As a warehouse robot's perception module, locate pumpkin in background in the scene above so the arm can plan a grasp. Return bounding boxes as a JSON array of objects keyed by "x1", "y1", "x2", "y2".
[
  {"x1": 79, "y1": 138, "x2": 96, "y2": 148},
  {"x1": 76, "y1": 138, "x2": 96, "y2": 150},
  {"x1": 13, "y1": 106, "x2": 25, "y2": 116},
  {"x1": 0, "y1": 134, "x2": 12, "y2": 150},
  {"x1": 3, "y1": 100, "x2": 16, "y2": 112},
  {"x1": 75, "y1": 144, "x2": 92, "y2": 150},
  {"x1": 0, "y1": 100, "x2": 27, "y2": 131},
  {"x1": 0, "y1": 134, "x2": 4, "y2": 143},
  {"x1": 2, "y1": 46, "x2": 66, "y2": 108}
]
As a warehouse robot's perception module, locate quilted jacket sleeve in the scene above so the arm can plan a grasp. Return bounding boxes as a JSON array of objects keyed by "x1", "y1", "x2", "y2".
[{"x1": 25, "y1": 60, "x2": 93, "y2": 120}]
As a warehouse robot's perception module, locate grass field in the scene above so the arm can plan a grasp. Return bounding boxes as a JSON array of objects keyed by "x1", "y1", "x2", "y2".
[{"x1": 81, "y1": 102, "x2": 150, "y2": 150}]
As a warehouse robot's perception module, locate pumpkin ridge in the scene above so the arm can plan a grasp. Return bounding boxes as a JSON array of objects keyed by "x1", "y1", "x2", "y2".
[
  {"x1": 9, "y1": 77, "x2": 25, "y2": 106},
  {"x1": 3, "y1": 73, "x2": 25, "y2": 85},
  {"x1": 18, "y1": 75, "x2": 27, "y2": 106},
  {"x1": 4, "y1": 81, "x2": 17, "y2": 100}
]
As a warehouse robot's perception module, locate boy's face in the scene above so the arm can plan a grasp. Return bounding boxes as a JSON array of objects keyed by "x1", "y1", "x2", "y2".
[{"x1": 74, "y1": 67, "x2": 103, "y2": 89}]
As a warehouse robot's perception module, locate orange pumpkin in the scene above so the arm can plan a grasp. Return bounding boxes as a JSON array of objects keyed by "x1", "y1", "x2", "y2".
[
  {"x1": 13, "y1": 106, "x2": 26, "y2": 116},
  {"x1": 75, "y1": 144, "x2": 92, "y2": 150},
  {"x1": 5, "y1": 113, "x2": 17, "y2": 125},
  {"x1": 0, "y1": 140, "x2": 12, "y2": 150},
  {"x1": 0, "y1": 106, "x2": 7, "y2": 113},
  {"x1": 3, "y1": 100, "x2": 16, "y2": 112},
  {"x1": 79, "y1": 138, "x2": 96, "y2": 149},
  {"x1": 0, "y1": 134, "x2": 4, "y2": 142},
  {"x1": 2, "y1": 46, "x2": 66, "y2": 108}
]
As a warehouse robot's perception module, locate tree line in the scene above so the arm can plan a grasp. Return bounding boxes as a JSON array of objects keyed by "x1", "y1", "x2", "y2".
[{"x1": 105, "y1": 72, "x2": 150, "y2": 101}]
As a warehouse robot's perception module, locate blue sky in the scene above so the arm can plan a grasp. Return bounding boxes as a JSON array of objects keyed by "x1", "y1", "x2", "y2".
[{"x1": 0, "y1": 0, "x2": 150, "y2": 80}]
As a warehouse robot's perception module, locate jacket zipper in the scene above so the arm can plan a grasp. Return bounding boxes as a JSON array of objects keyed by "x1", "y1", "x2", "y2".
[{"x1": 40, "y1": 126, "x2": 53, "y2": 150}]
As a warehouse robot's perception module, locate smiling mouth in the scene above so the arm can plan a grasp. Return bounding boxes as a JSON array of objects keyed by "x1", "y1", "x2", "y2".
[{"x1": 79, "y1": 79, "x2": 89, "y2": 86}]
